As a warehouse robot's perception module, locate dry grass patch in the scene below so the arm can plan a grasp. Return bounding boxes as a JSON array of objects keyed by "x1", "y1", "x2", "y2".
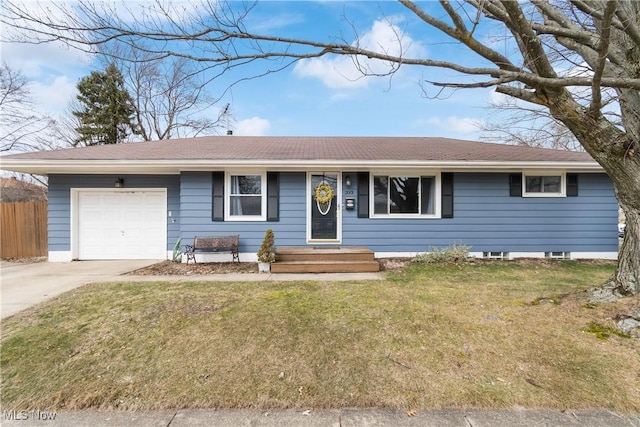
[{"x1": 2, "y1": 261, "x2": 638, "y2": 412}]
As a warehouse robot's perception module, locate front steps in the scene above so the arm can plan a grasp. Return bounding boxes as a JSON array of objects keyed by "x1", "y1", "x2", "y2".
[{"x1": 271, "y1": 247, "x2": 379, "y2": 273}]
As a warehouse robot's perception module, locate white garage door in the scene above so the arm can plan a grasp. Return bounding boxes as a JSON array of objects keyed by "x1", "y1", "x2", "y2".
[{"x1": 77, "y1": 190, "x2": 167, "y2": 259}]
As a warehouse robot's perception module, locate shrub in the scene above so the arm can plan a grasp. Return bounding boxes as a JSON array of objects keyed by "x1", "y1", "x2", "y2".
[
  {"x1": 412, "y1": 243, "x2": 471, "y2": 264},
  {"x1": 172, "y1": 238, "x2": 182, "y2": 262},
  {"x1": 257, "y1": 229, "x2": 277, "y2": 263}
]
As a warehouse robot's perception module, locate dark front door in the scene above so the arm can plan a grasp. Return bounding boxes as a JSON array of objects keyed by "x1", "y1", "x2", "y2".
[{"x1": 310, "y1": 173, "x2": 339, "y2": 240}]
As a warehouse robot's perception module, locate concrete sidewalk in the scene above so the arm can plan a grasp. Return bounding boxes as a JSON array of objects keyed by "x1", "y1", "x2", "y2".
[{"x1": 1, "y1": 408, "x2": 638, "y2": 426}]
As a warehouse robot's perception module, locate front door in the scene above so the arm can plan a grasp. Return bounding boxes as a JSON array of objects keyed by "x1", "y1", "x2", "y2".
[{"x1": 309, "y1": 173, "x2": 341, "y2": 242}]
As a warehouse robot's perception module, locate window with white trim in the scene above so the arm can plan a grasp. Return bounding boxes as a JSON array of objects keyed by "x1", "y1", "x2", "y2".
[
  {"x1": 372, "y1": 174, "x2": 438, "y2": 217},
  {"x1": 227, "y1": 173, "x2": 265, "y2": 220},
  {"x1": 523, "y1": 173, "x2": 565, "y2": 197}
]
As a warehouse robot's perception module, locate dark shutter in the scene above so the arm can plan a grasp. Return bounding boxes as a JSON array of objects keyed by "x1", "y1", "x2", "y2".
[
  {"x1": 267, "y1": 172, "x2": 280, "y2": 221},
  {"x1": 441, "y1": 173, "x2": 454, "y2": 218},
  {"x1": 566, "y1": 173, "x2": 578, "y2": 197},
  {"x1": 357, "y1": 172, "x2": 369, "y2": 218},
  {"x1": 509, "y1": 173, "x2": 522, "y2": 197},
  {"x1": 421, "y1": 177, "x2": 432, "y2": 215},
  {"x1": 212, "y1": 171, "x2": 224, "y2": 221}
]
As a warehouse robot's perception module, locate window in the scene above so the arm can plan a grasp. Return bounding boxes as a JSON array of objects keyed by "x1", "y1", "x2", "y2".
[
  {"x1": 227, "y1": 173, "x2": 265, "y2": 220},
  {"x1": 523, "y1": 173, "x2": 565, "y2": 197},
  {"x1": 545, "y1": 251, "x2": 570, "y2": 260},
  {"x1": 372, "y1": 174, "x2": 437, "y2": 217},
  {"x1": 483, "y1": 251, "x2": 510, "y2": 260}
]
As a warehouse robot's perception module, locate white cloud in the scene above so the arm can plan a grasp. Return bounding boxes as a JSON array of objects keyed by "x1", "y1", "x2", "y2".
[
  {"x1": 235, "y1": 117, "x2": 271, "y2": 136},
  {"x1": 0, "y1": 0, "x2": 91, "y2": 125},
  {"x1": 29, "y1": 76, "x2": 77, "y2": 118},
  {"x1": 248, "y1": 12, "x2": 306, "y2": 33},
  {"x1": 2, "y1": 42, "x2": 90, "y2": 81},
  {"x1": 420, "y1": 116, "x2": 484, "y2": 136},
  {"x1": 293, "y1": 18, "x2": 425, "y2": 89},
  {"x1": 1, "y1": 1, "x2": 91, "y2": 64},
  {"x1": 293, "y1": 53, "x2": 369, "y2": 89}
]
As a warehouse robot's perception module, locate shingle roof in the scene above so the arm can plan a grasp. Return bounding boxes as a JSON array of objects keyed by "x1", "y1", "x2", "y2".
[
  {"x1": 0, "y1": 136, "x2": 598, "y2": 174},
  {"x1": 3, "y1": 136, "x2": 593, "y2": 161}
]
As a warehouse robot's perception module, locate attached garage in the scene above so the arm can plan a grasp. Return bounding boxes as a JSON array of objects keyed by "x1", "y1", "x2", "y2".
[{"x1": 73, "y1": 189, "x2": 167, "y2": 260}]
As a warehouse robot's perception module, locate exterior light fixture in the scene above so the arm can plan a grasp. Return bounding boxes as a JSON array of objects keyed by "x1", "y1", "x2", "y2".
[
  {"x1": 114, "y1": 178, "x2": 124, "y2": 188},
  {"x1": 345, "y1": 175, "x2": 352, "y2": 187}
]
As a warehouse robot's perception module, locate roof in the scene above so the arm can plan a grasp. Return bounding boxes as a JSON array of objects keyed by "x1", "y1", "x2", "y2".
[{"x1": 0, "y1": 136, "x2": 599, "y2": 175}]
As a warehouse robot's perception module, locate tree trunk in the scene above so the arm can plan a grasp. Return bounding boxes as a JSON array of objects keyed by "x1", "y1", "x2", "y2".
[
  {"x1": 545, "y1": 91, "x2": 640, "y2": 299},
  {"x1": 587, "y1": 159, "x2": 640, "y2": 300},
  {"x1": 587, "y1": 138, "x2": 640, "y2": 299},
  {"x1": 615, "y1": 217, "x2": 640, "y2": 295}
]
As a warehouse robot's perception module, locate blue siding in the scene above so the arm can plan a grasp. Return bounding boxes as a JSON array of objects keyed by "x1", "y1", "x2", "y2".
[
  {"x1": 50, "y1": 171, "x2": 617, "y2": 257},
  {"x1": 342, "y1": 172, "x2": 618, "y2": 253},
  {"x1": 180, "y1": 172, "x2": 307, "y2": 253},
  {"x1": 48, "y1": 174, "x2": 180, "y2": 252}
]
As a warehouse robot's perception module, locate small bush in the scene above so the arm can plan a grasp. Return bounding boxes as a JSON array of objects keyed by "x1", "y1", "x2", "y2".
[
  {"x1": 412, "y1": 243, "x2": 471, "y2": 264},
  {"x1": 172, "y1": 238, "x2": 182, "y2": 262},
  {"x1": 257, "y1": 229, "x2": 277, "y2": 263}
]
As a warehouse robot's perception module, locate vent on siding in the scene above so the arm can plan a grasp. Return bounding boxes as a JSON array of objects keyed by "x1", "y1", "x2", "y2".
[
  {"x1": 545, "y1": 251, "x2": 570, "y2": 260},
  {"x1": 483, "y1": 251, "x2": 510, "y2": 260}
]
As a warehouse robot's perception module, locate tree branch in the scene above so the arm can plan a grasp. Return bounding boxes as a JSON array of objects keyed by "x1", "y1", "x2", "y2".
[
  {"x1": 590, "y1": 0, "x2": 616, "y2": 113},
  {"x1": 495, "y1": 84, "x2": 548, "y2": 106},
  {"x1": 614, "y1": 3, "x2": 640, "y2": 47},
  {"x1": 502, "y1": 1, "x2": 557, "y2": 80},
  {"x1": 400, "y1": 0, "x2": 518, "y2": 71}
]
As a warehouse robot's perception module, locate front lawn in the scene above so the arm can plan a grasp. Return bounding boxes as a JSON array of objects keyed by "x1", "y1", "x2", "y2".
[{"x1": 1, "y1": 261, "x2": 638, "y2": 412}]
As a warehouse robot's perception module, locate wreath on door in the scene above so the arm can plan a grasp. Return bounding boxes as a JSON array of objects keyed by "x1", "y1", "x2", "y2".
[{"x1": 314, "y1": 183, "x2": 333, "y2": 204}]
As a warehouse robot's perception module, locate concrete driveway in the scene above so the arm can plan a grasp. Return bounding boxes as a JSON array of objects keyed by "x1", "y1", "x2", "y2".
[{"x1": 0, "y1": 260, "x2": 159, "y2": 319}]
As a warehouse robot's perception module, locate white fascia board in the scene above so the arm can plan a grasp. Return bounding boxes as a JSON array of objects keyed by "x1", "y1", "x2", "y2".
[
  {"x1": 179, "y1": 159, "x2": 602, "y2": 172},
  {"x1": 0, "y1": 159, "x2": 604, "y2": 175}
]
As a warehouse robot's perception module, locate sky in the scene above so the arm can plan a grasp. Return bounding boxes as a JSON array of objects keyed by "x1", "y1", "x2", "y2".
[{"x1": 0, "y1": 1, "x2": 505, "y2": 143}]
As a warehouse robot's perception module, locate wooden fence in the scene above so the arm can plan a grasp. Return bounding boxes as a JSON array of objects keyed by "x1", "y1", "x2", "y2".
[{"x1": 0, "y1": 201, "x2": 48, "y2": 259}]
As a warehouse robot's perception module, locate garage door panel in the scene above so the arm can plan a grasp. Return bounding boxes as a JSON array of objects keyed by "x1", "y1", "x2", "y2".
[
  {"x1": 104, "y1": 193, "x2": 124, "y2": 203},
  {"x1": 77, "y1": 190, "x2": 167, "y2": 260},
  {"x1": 81, "y1": 210, "x2": 106, "y2": 222},
  {"x1": 124, "y1": 228, "x2": 143, "y2": 239}
]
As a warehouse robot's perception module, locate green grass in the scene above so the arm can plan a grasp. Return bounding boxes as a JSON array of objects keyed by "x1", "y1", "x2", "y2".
[{"x1": 2, "y1": 261, "x2": 639, "y2": 412}]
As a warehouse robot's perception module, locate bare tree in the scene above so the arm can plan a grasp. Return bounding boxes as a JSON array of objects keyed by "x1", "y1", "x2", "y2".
[
  {"x1": 48, "y1": 99, "x2": 84, "y2": 149},
  {"x1": 1, "y1": 0, "x2": 638, "y2": 296},
  {"x1": 0, "y1": 63, "x2": 53, "y2": 153},
  {"x1": 480, "y1": 100, "x2": 584, "y2": 152},
  {"x1": 99, "y1": 45, "x2": 227, "y2": 140}
]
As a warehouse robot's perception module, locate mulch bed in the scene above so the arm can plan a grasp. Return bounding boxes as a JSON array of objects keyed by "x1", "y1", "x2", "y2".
[
  {"x1": 129, "y1": 260, "x2": 258, "y2": 275},
  {"x1": 128, "y1": 258, "x2": 411, "y2": 275},
  {"x1": 4, "y1": 256, "x2": 615, "y2": 276}
]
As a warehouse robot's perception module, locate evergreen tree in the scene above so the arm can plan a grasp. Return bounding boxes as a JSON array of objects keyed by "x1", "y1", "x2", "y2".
[{"x1": 72, "y1": 64, "x2": 137, "y2": 146}]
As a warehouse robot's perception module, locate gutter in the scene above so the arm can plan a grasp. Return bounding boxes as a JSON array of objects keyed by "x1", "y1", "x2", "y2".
[{"x1": 0, "y1": 159, "x2": 604, "y2": 175}]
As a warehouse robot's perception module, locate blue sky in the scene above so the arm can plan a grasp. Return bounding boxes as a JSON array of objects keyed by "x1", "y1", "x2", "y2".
[{"x1": 1, "y1": 1, "x2": 501, "y2": 141}]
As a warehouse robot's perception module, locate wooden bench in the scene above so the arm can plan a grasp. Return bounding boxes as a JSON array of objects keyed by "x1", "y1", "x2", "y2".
[{"x1": 184, "y1": 235, "x2": 239, "y2": 264}]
